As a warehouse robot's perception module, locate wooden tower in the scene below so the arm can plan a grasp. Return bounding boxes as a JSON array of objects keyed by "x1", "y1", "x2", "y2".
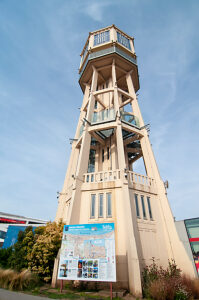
[{"x1": 55, "y1": 25, "x2": 195, "y2": 295}]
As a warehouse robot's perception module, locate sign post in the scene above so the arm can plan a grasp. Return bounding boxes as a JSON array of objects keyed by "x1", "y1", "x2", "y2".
[{"x1": 57, "y1": 223, "x2": 116, "y2": 283}]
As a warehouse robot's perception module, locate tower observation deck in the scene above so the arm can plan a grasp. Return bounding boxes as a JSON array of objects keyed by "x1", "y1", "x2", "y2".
[{"x1": 55, "y1": 25, "x2": 196, "y2": 295}]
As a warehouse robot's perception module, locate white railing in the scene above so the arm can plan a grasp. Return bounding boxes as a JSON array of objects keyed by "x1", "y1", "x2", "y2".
[
  {"x1": 83, "y1": 170, "x2": 121, "y2": 183},
  {"x1": 83, "y1": 170, "x2": 156, "y2": 192},
  {"x1": 128, "y1": 171, "x2": 155, "y2": 188}
]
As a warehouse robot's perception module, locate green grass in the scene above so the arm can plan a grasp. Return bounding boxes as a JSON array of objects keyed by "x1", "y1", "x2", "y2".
[
  {"x1": 30, "y1": 287, "x2": 123, "y2": 300},
  {"x1": 32, "y1": 290, "x2": 79, "y2": 299}
]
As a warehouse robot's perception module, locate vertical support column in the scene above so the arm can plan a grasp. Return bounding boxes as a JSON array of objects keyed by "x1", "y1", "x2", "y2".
[
  {"x1": 67, "y1": 66, "x2": 98, "y2": 224},
  {"x1": 55, "y1": 85, "x2": 90, "y2": 222},
  {"x1": 126, "y1": 72, "x2": 158, "y2": 179},
  {"x1": 112, "y1": 60, "x2": 126, "y2": 170},
  {"x1": 112, "y1": 61, "x2": 142, "y2": 295},
  {"x1": 126, "y1": 72, "x2": 196, "y2": 278}
]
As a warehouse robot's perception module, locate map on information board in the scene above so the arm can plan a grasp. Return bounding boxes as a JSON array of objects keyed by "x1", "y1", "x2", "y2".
[{"x1": 57, "y1": 223, "x2": 116, "y2": 282}]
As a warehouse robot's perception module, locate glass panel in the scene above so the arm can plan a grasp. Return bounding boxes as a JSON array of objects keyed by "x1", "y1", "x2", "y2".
[
  {"x1": 94, "y1": 30, "x2": 110, "y2": 46},
  {"x1": 91, "y1": 194, "x2": 96, "y2": 218},
  {"x1": 117, "y1": 32, "x2": 131, "y2": 50},
  {"x1": 185, "y1": 218, "x2": 199, "y2": 238},
  {"x1": 92, "y1": 108, "x2": 115, "y2": 124},
  {"x1": 94, "y1": 100, "x2": 98, "y2": 109},
  {"x1": 134, "y1": 194, "x2": 140, "y2": 217},
  {"x1": 141, "y1": 195, "x2": 146, "y2": 218},
  {"x1": 99, "y1": 194, "x2": 103, "y2": 218},
  {"x1": 88, "y1": 149, "x2": 96, "y2": 173},
  {"x1": 147, "y1": 197, "x2": 153, "y2": 219},
  {"x1": 107, "y1": 193, "x2": 112, "y2": 217},
  {"x1": 120, "y1": 111, "x2": 140, "y2": 127}
]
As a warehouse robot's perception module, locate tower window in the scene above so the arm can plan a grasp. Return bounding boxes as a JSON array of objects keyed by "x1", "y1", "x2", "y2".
[
  {"x1": 102, "y1": 149, "x2": 104, "y2": 162},
  {"x1": 94, "y1": 30, "x2": 110, "y2": 46},
  {"x1": 91, "y1": 194, "x2": 96, "y2": 218},
  {"x1": 134, "y1": 194, "x2": 140, "y2": 218},
  {"x1": 99, "y1": 194, "x2": 103, "y2": 218},
  {"x1": 117, "y1": 32, "x2": 131, "y2": 50},
  {"x1": 141, "y1": 195, "x2": 146, "y2": 218},
  {"x1": 106, "y1": 193, "x2": 112, "y2": 217},
  {"x1": 147, "y1": 197, "x2": 153, "y2": 219},
  {"x1": 94, "y1": 100, "x2": 98, "y2": 109},
  {"x1": 88, "y1": 149, "x2": 96, "y2": 173}
]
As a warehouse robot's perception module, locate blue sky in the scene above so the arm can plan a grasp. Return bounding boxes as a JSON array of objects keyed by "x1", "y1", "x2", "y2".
[{"x1": 0, "y1": 0, "x2": 199, "y2": 221}]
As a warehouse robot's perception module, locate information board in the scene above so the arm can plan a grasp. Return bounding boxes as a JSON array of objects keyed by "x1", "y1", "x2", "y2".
[{"x1": 58, "y1": 223, "x2": 116, "y2": 282}]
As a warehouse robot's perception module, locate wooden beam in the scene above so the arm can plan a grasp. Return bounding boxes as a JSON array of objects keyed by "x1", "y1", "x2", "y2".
[
  {"x1": 90, "y1": 131, "x2": 105, "y2": 146},
  {"x1": 120, "y1": 98, "x2": 132, "y2": 108},
  {"x1": 83, "y1": 101, "x2": 89, "y2": 112},
  {"x1": 88, "y1": 122, "x2": 117, "y2": 133},
  {"x1": 121, "y1": 122, "x2": 143, "y2": 137},
  {"x1": 75, "y1": 136, "x2": 82, "y2": 149},
  {"x1": 115, "y1": 65, "x2": 127, "y2": 74},
  {"x1": 118, "y1": 88, "x2": 134, "y2": 100},
  {"x1": 90, "y1": 145, "x2": 98, "y2": 150},
  {"x1": 124, "y1": 134, "x2": 139, "y2": 146},
  {"x1": 117, "y1": 74, "x2": 126, "y2": 83},
  {"x1": 129, "y1": 153, "x2": 143, "y2": 164},
  {"x1": 97, "y1": 64, "x2": 112, "y2": 72},
  {"x1": 93, "y1": 87, "x2": 114, "y2": 96},
  {"x1": 98, "y1": 71, "x2": 106, "y2": 82},
  {"x1": 126, "y1": 148, "x2": 142, "y2": 154},
  {"x1": 94, "y1": 95, "x2": 106, "y2": 109}
]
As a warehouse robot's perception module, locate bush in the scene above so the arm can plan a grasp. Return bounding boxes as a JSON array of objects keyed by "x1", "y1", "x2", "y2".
[
  {"x1": 142, "y1": 259, "x2": 198, "y2": 300},
  {"x1": 0, "y1": 268, "x2": 39, "y2": 291},
  {"x1": 0, "y1": 247, "x2": 12, "y2": 269},
  {"x1": 28, "y1": 221, "x2": 63, "y2": 282},
  {"x1": 0, "y1": 221, "x2": 63, "y2": 284},
  {"x1": 8, "y1": 226, "x2": 34, "y2": 272}
]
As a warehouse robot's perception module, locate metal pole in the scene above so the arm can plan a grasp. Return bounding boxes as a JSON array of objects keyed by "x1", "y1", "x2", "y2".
[
  {"x1": 60, "y1": 280, "x2": 63, "y2": 293},
  {"x1": 110, "y1": 282, "x2": 113, "y2": 300}
]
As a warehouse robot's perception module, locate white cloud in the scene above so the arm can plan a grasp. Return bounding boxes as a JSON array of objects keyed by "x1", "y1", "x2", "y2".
[{"x1": 82, "y1": 1, "x2": 112, "y2": 22}]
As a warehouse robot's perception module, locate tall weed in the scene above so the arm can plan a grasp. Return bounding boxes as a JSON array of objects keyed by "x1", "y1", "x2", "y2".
[
  {"x1": 0, "y1": 268, "x2": 39, "y2": 291},
  {"x1": 142, "y1": 259, "x2": 197, "y2": 300}
]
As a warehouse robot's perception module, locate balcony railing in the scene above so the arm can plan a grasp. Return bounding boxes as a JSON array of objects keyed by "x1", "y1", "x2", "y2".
[
  {"x1": 83, "y1": 169, "x2": 154, "y2": 186},
  {"x1": 128, "y1": 171, "x2": 155, "y2": 188},
  {"x1": 84, "y1": 170, "x2": 121, "y2": 183},
  {"x1": 120, "y1": 111, "x2": 139, "y2": 127},
  {"x1": 83, "y1": 170, "x2": 156, "y2": 192},
  {"x1": 92, "y1": 108, "x2": 116, "y2": 125},
  {"x1": 94, "y1": 30, "x2": 110, "y2": 46}
]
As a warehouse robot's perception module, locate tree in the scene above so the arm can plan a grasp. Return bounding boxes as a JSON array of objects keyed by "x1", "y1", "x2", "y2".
[
  {"x1": 0, "y1": 246, "x2": 12, "y2": 269},
  {"x1": 8, "y1": 226, "x2": 34, "y2": 271},
  {"x1": 28, "y1": 221, "x2": 63, "y2": 282}
]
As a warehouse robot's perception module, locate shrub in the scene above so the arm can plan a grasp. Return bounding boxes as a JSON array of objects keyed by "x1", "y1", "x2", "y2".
[
  {"x1": 0, "y1": 268, "x2": 38, "y2": 291},
  {"x1": 8, "y1": 226, "x2": 34, "y2": 272},
  {"x1": 0, "y1": 221, "x2": 63, "y2": 284},
  {"x1": 142, "y1": 259, "x2": 196, "y2": 300},
  {"x1": 28, "y1": 221, "x2": 63, "y2": 282},
  {"x1": 181, "y1": 274, "x2": 199, "y2": 299},
  {"x1": 0, "y1": 247, "x2": 12, "y2": 269}
]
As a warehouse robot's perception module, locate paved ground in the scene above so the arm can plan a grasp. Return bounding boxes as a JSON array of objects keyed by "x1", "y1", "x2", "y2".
[{"x1": 0, "y1": 289, "x2": 52, "y2": 300}]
